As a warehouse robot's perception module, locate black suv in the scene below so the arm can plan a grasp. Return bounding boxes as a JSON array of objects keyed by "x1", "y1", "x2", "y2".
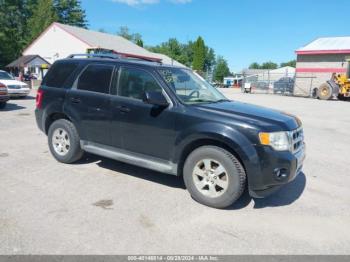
[{"x1": 35, "y1": 54, "x2": 305, "y2": 208}]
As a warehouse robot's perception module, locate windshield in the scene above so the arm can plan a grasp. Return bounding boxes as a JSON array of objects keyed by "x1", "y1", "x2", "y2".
[
  {"x1": 0, "y1": 71, "x2": 14, "y2": 80},
  {"x1": 158, "y1": 68, "x2": 228, "y2": 104}
]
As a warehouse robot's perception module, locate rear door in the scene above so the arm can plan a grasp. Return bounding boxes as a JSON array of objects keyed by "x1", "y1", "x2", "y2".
[{"x1": 65, "y1": 63, "x2": 115, "y2": 146}]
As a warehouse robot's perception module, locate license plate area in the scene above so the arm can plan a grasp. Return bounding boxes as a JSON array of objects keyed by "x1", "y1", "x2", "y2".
[{"x1": 295, "y1": 144, "x2": 305, "y2": 173}]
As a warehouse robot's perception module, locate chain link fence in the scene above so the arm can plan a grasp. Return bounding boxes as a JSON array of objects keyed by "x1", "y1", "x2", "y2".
[
  {"x1": 293, "y1": 74, "x2": 326, "y2": 98},
  {"x1": 242, "y1": 70, "x2": 295, "y2": 95},
  {"x1": 241, "y1": 70, "x2": 332, "y2": 98}
]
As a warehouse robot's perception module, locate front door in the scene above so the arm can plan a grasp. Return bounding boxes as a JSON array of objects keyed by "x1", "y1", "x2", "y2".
[{"x1": 111, "y1": 66, "x2": 176, "y2": 161}]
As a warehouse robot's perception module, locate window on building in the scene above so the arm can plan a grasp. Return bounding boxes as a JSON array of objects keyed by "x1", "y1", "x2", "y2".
[
  {"x1": 118, "y1": 67, "x2": 162, "y2": 100},
  {"x1": 78, "y1": 64, "x2": 114, "y2": 94}
]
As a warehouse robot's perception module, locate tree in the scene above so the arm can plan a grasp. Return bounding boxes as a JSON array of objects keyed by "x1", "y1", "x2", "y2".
[
  {"x1": 261, "y1": 61, "x2": 278, "y2": 69},
  {"x1": 0, "y1": 0, "x2": 29, "y2": 68},
  {"x1": 136, "y1": 38, "x2": 143, "y2": 47},
  {"x1": 192, "y1": 36, "x2": 206, "y2": 72},
  {"x1": 117, "y1": 26, "x2": 145, "y2": 46},
  {"x1": 280, "y1": 60, "x2": 296, "y2": 68},
  {"x1": 54, "y1": 0, "x2": 88, "y2": 28},
  {"x1": 147, "y1": 37, "x2": 219, "y2": 71},
  {"x1": 204, "y1": 47, "x2": 216, "y2": 72},
  {"x1": 147, "y1": 38, "x2": 188, "y2": 65},
  {"x1": 249, "y1": 62, "x2": 260, "y2": 69},
  {"x1": 117, "y1": 26, "x2": 132, "y2": 40},
  {"x1": 249, "y1": 61, "x2": 278, "y2": 69},
  {"x1": 27, "y1": 0, "x2": 58, "y2": 41},
  {"x1": 213, "y1": 56, "x2": 230, "y2": 82}
]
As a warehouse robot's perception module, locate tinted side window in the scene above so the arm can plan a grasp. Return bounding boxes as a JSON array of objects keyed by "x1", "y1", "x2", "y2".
[
  {"x1": 118, "y1": 67, "x2": 162, "y2": 100},
  {"x1": 78, "y1": 64, "x2": 114, "y2": 94},
  {"x1": 43, "y1": 61, "x2": 79, "y2": 88}
]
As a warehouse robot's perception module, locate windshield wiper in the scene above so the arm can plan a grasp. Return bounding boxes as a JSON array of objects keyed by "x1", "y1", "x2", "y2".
[
  {"x1": 189, "y1": 99, "x2": 218, "y2": 103},
  {"x1": 189, "y1": 99, "x2": 231, "y2": 104},
  {"x1": 214, "y1": 99, "x2": 231, "y2": 103},
  {"x1": 188, "y1": 98, "x2": 231, "y2": 104}
]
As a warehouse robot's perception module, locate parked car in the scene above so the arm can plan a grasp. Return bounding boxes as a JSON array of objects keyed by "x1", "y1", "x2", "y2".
[
  {"x1": 0, "y1": 82, "x2": 9, "y2": 109},
  {"x1": 35, "y1": 54, "x2": 305, "y2": 208},
  {"x1": 0, "y1": 70, "x2": 30, "y2": 98},
  {"x1": 274, "y1": 77, "x2": 294, "y2": 94}
]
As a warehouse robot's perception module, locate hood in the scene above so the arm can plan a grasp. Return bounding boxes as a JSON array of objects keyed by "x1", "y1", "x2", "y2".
[
  {"x1": 195, "y1": 100, "x2": 300, "y2": 131},
  {"x1": 0, "y1": 79, "x2": 27, "y2": 87}
]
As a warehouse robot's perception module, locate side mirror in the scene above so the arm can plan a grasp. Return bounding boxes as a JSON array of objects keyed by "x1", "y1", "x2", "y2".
[{"x1": 143, "y1": 91, "x2": 169, "y2": 107}]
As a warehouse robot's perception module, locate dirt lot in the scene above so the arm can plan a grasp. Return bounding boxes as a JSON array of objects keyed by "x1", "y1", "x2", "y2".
[{"x1": 0, "y1": 89, "x2": 349, "y2": 255}]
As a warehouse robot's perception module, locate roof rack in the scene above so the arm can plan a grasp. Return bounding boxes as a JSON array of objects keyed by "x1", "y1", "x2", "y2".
[
  {"x1": 67, "y1": 53, "x2": 121, "y2": 59},
  {"x1": 67, "y1": 52, "x2": 163, "y2": 64}
]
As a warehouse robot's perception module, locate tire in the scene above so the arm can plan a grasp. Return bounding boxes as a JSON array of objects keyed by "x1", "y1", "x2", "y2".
[
  {"x1": 317, "y1": 83, "x2": 333, "y2": 100},
  {"x1": 48, "y1": 119, "x2": 84, "y2": 164},
  {"x1": 183, "y1": 146, "x2": 246, "y2": 209},
  {"x1": 0, "y1": 102, "x2": 6, "y2": 109}
]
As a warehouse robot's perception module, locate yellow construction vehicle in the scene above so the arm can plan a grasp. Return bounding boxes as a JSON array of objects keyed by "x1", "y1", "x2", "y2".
[{"x1": 317, "y1": 61, "x2": 350, "y2": 100}]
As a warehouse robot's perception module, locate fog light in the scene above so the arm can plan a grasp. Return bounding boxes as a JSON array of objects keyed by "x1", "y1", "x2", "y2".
[{"x1": 273, "y1": 168, "x2": 288, "y2": 180}]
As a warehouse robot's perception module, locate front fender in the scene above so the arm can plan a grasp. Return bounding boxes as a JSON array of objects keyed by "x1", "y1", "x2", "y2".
[{"x1": 172, "y1": 123, "x2": 262, "y2": 184}]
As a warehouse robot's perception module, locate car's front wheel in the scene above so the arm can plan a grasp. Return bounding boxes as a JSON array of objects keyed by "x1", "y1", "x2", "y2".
[
  {"x1": 48, "y1": 119, "x2": 84, "y2": 164},
  {"x1": 183, "y1": 146, "x2": 246, "y2": 209}
]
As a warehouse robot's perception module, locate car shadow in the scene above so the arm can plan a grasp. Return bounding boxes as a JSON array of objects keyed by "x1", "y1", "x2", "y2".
[
  {"x1": 0, "y1": 102, "x2": 26, "y2": 112},
  {"x1": 77, "y1": 153, "x2": 186, "y2": 189},
  {"x1": 229, "y1": 172, "x2": 307, "y2": 210},
  {"x1": 76, "y1": 153, "x2": 306, "y2": 208},
  {"x1": 10, "y1": 95, "x2": 36, "y2": 100}
]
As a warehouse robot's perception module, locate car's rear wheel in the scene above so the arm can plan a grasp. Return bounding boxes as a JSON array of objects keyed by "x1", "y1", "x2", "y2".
[
  {"x1": 48, "y1": 119, "x2": 84, "y2": 163},
  {"x1": 183, "y1": 146, "x2": 246, "y2": 209}
]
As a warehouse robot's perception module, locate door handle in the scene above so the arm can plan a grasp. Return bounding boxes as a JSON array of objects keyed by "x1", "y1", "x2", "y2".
[
  {"x1": 70, "y1": 97, "x2": 81, "y2": 104},
  {"x1": 118, "y1": 105, "x2": 131, "y2": 113}
]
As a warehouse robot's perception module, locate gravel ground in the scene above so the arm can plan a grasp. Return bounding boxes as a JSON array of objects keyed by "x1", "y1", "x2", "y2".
[{"x1": 0, "y1": 89, "x2": 349, "y2": 255}]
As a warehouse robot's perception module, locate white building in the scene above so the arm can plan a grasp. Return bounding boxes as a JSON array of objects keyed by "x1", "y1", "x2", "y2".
[{"x1": 16, "y1": 22, "x2": 184, "y2": 78}]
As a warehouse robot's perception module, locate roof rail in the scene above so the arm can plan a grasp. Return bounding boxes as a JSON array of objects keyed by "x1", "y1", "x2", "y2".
[
  {"x1": 117, "y1": 52, "x2": 163, "y2": 64},
  {"x1": 67, "y1": 52, "x2": 163, "y2": 64},
  {"x1": 67, "y1": 53, "x2": 121, "y2": 59}
]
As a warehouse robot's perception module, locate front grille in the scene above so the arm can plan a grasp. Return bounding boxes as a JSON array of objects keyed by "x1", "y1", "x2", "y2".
[
  {"x1": 291, "y1": 127, "x2": 304, "y2": 153},
  {"x1": 7, "y1": 85, "x2": 21, "y2": 89}
]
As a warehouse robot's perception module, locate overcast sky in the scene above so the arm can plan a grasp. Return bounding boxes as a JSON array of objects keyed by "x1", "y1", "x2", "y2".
[{"x1": 82, "y1": 0, "x2": 350, "y2": 71}]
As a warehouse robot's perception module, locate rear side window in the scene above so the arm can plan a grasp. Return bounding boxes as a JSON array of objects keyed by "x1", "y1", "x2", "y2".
[
  {"x1": 77, "y1": 64, "x2": 114, "y2": 94},
  {"x1": 43, "y1": 61, "x2": 79, "y2": 88}
]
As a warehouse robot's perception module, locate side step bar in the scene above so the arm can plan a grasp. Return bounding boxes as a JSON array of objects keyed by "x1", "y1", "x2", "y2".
[{"x1": 80, "y1": 141, "x2": 177, "y2": 175}]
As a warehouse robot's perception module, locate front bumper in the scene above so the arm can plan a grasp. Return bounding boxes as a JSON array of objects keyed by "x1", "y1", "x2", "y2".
[
  {"x1": 248, "y1": 144, "x2": 305, "y2": 198},
  {"x1": 0, "y1": 95, "x2": 10, "y2": 102},
  {"x1": 8, "y1": 89, "x2": 30, "y2": 97}
]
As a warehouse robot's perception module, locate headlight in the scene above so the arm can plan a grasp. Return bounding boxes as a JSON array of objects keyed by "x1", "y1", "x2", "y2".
[{"x1": 259, "y1": 131, "x2": 291, "y2": 151}]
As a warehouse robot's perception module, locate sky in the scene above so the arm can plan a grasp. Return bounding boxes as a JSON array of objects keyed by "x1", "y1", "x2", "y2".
[{"x1": 81, "y1": 0, "x2": 350, "y2": 72}]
